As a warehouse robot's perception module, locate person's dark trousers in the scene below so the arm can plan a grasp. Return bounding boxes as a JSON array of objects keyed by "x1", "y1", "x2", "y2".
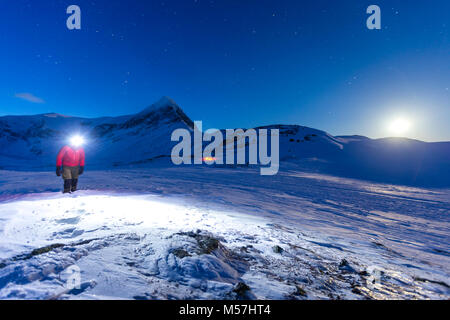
[
  {"x1": 71, "y1": 179, "x2": 78, "y2": 192},
  {"x1": 61, "y1": 166, "x2": 80, "y2": 193},
  {"x1": 63, "y1": 179, "x2": 72, "y2": 193}
]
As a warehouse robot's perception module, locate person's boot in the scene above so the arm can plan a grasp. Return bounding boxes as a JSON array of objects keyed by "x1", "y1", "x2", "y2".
[
  {"x1": 71, "y1": 179, "x2": 78, "y2": 192},
  {"x1": 63, "y1": 179, "x2": 72, "y2": 193}
]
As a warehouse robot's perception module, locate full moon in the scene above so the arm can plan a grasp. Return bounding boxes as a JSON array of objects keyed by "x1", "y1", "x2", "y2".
[{"x1": 388, "y1": 118, "x2": 411, "y2": 136}]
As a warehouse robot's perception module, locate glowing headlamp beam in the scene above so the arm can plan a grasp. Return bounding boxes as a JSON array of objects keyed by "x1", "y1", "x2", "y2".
[{"x1": 70, "y1": 135, "x2": 85, "y2": 147}]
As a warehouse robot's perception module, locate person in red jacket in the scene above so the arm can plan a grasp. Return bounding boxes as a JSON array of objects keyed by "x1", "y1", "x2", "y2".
[{"x1": 56, "y1": 136, "x2": 85, "y2": 193}]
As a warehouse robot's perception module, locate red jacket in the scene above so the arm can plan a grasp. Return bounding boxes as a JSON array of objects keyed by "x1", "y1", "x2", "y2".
[{"x1": 56, "y1": 146, "x2": 85, "y2": 167}]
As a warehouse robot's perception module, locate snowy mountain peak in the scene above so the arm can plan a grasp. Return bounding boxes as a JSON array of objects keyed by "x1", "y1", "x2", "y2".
[
  {"x1": 130, "y1": 96, "x2": 194, "y2": 130},
  {"x1": 138, "y1": 96, "x2": 180, "y2": 115}
]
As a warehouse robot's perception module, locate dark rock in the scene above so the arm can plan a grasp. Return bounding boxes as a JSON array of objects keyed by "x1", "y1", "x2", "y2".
[
  {"x1": 233, "y1": 282, "x2": 251, "y2": 299},
  {"x1": 339, "y1": 259, "x2": 357, "y2": 273},
  {"x1": 352, "y1": 287, "x2": 363, "y2": 295},
  {"x1": 197, "y1": 236, "x2": 219, "y2": 254},
  {"x1": 339, "y1": 259, "x2": 349, "y2": 267},
  {"x1": 240, "y1": 246, "x2": 249, "y2": 253},
  {"x1": 177, "y1": 231, "x2": 220, "y2": 255},
  {"x1": 172, "y1": 248, "x2": 191, "y2": 258},
  {"x1": 294, "y1": 285, "x2": 307, "y2": 297},
  {"x1": 30, "y1": 243, "x2": 65, "y2": 257},
  {"x1": 272, "y1": 245, "x2": 284, "y2": 254}
]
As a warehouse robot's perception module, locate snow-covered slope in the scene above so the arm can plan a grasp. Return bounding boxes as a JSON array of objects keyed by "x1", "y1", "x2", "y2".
[
  {"x1": 0, "y1": 167, "x2": 448, "y2": 299},
  {"x1": 274, "y1": 128, "x2": 450, "y2": 187},
  {"x1": 1, "y1": 97, "x2": 449, "y2": 187}
]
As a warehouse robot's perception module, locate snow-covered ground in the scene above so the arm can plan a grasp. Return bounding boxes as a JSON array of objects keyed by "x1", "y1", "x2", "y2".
[{"x1": 0, "y1": 164, "x2": 449, "y2": 299}]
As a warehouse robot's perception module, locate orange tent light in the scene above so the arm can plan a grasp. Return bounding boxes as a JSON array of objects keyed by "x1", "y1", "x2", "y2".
[{"x1": 202, "y1": 156, "x2": 216, "y2": 162}]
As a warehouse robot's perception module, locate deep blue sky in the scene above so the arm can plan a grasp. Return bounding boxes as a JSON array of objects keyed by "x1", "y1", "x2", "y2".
[{"x1": 0, "y1": 0, "x2": 448, "y2": 141}]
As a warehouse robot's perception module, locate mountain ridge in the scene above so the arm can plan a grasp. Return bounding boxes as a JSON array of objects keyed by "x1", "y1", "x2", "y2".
[{"x1": 0, "y1": 97, "x2": 449, "y2": 187}]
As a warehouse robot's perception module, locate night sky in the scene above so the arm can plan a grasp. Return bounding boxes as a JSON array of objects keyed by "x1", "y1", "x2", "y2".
[{"x1": 0, "y1": 0, "x2": 448, "y2": 141}]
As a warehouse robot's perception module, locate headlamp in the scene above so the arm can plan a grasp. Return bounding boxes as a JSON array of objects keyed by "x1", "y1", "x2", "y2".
[{"x1": 70, "y1": 135, "x2": 85, "y2": 147}]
